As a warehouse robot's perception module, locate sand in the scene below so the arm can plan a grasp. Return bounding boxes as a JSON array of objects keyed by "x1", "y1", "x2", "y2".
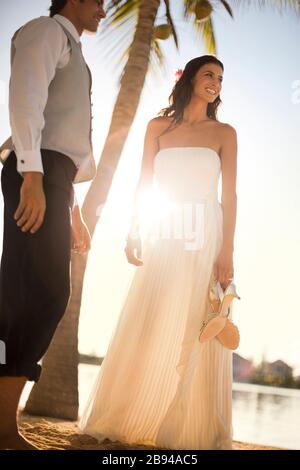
[{"x1": 18, "y1": 412, "x2": 283, "y2": 451}]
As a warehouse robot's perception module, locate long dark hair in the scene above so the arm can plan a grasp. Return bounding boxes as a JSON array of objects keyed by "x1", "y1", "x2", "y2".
[
  {"x1": 159, "y1": 55, "x2": 224, "y2": 129},
  {"x1": 49, "y1": 0, "x2": 68, "y2": 17}
]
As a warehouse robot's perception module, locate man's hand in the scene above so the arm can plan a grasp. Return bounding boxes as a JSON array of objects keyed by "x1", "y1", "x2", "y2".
[
  {"x1": 14, "y1": 172, "x2": 46, "y2": 234},
  {"x1": 71, "y1": 206, "x2": 91, "y2": 254}
]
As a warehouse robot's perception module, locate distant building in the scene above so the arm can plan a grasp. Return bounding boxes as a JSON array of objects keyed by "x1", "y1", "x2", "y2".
[
  {"x1": 264, "y1": 360, "x2": 293, "y2": 378},
  {"x1": 233, "y1": 353, "x2": 253, "y2": 382},
  {"x1": 250, "y1": 358, "x2": 296, "y2": 388}
]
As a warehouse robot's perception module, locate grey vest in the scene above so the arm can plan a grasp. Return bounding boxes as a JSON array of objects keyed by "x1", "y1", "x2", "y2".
[{"x1": 0, "y1": 18, "x2": 96, "y2": 183}]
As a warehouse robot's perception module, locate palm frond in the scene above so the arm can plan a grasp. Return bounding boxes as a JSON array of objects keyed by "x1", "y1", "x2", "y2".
[
  {"x1": 202, "y1": 16, "x2": 217, "y2": 54},
  {"x1": 99, "y1": 0, "x2": 172, "y2": 78},
  {"x1": 163, "y1": 0, "x2": 179, "y2": 48},
  {"x1": 229, "y1": 0, "x2": 300, "y2": 15},
  {"x1": 219, "y1": 0, "x2": 234, "y2": 17},
  {"x1": 100, "y1": 19, "x2": 135, "y2": 63},
  {"x1": 184, "y1": 0, "x2": 196, "y2": 19},
  {"x1": 152, "y1": 38, "x2": 165, "y2": 65},
  {"x1": 182, "y1": 1, "x2": 217, "y2": 53},
  {"x1": 101, "y1": 0, "x2": 139, "y2": 33}
]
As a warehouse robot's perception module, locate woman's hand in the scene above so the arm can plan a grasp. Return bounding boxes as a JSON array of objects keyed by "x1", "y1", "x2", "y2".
[
  {"x1": 71, "y1": 206, "x2": 91, "y2": 254},
  {"x1": 125, "y1": 235, "x2": 143, "y2": 266},
  {"x1": 213, "y1": 245, "x2": 234, "y2": 290}
]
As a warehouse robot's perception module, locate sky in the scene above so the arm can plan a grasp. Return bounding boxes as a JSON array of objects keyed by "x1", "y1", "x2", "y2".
[{"x1": 0, "y1": 1, "x2": 300, "y2": 372}]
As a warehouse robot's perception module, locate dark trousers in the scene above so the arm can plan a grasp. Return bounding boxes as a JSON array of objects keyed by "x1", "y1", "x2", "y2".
[{"x1": 0, "y1": 150, "x2": 77, "y2": 382}]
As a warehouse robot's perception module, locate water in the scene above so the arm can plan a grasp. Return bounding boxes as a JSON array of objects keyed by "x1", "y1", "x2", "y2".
[
  {"x1": 21, "y1": 364, "x2": 300, "y2": 450},
  {"x1": 232, "y1": 381, "x2": 300, "y2": 450}
]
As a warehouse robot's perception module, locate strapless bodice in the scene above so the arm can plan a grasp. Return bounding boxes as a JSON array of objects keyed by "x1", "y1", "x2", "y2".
[{"x1": 153, "y1": 147, "x2": 221, "y2": 202}]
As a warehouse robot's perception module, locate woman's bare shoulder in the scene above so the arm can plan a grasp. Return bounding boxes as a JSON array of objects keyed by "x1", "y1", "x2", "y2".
[
  {"x1": 216, "y1": 121, "x2": 237, "y2": 137},
  {"x1": 147, "y1": 116, "x2": 172, "y2": 135}
]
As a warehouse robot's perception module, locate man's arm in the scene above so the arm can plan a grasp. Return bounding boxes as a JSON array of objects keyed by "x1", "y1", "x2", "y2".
[
  {"x1": 10, "y1": 17, "x2": 67, "y2": 174},
  {"x1": 9, "y1": 18, "x2": 68, "y2": 233}
]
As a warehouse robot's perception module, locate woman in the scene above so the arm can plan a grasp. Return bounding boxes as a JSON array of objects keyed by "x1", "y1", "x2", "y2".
[{"x1": 80, "y1": 55, "x2": 238, "y2": 450}]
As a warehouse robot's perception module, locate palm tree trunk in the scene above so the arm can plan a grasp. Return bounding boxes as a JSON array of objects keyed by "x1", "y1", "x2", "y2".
[
  {"x1": 82, "y1": 0, "x2": 161, "y2": 232},
  {"x1": 24, "y1": 254, "x2": 86, "y2": 420},
  {"x1": 25, "y1": 0, "x2": 161, "y2": 419}
]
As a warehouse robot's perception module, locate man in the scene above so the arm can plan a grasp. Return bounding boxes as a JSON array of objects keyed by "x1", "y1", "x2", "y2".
[{"x1": 0, "y1": 0, "x2": 106, "y2": 450}]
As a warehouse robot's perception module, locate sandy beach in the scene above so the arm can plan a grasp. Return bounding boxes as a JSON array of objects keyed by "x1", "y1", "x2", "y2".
[{"x1": 18, "y1": 412, "x2": 283, "y2": 451}]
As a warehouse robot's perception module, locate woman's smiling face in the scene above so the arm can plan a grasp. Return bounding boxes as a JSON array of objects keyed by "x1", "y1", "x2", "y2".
[{"x1": 191, "y1": 62, "x2": 223, "y2": 103}]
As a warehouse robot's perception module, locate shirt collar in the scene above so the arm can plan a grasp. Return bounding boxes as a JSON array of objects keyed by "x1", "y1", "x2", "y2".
[{"x1": 53, "y1": 14, "x2": 81, "y2": 44}]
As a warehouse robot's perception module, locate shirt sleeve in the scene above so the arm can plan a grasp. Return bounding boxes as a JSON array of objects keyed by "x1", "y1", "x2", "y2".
[{"x1": 9, "y1": 18, "x2": 68, "y2": 175}]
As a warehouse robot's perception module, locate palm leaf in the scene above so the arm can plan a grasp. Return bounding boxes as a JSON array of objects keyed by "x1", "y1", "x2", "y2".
[
  {"x1": 163, "y1": 0, "x2": 179, "y2": 48},
  {"x1": 220, "y1": 0, "x2": 234, "y2": 17},
  {"x1": 229, "y1": 0, "x2": 300, "y2": 14},
  {"x1": 101, "y1": 0, "x2": 139, "y2": 33},
  {"x1": 202, "y1": 16, "x2": 217, "y2": 54}
]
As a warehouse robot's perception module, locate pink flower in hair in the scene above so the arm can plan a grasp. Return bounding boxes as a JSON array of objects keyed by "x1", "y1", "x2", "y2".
[{"x1": 175, "y1": 68, "x2": 183, "y2": 83}]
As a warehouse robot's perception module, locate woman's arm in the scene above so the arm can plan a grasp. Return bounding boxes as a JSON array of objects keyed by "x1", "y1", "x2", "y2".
[
  {"x1": 220, "y1": 124, "x2": 238, "y2": 250},
  {"x1": 213, "y1": 124, "x2": 238, "y2": 288},
  {"x1": 125, "y1": 118, "x2": 161, "y2": 265},
  {"x1": 71, "y1": 202, "x2": 91, "y2": 255}
]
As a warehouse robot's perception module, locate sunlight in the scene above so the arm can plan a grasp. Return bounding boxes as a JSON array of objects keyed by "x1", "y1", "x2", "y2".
[{"x1": 137, "y1": 186, "x2": 174, "y2": 227}]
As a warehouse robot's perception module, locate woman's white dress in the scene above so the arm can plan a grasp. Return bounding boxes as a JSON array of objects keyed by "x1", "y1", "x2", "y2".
[{"x1": 80, "y1": 147, "x2": 233, "y2": 450}]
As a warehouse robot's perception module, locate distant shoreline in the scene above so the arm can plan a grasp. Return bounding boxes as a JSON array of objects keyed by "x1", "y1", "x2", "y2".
[
  {"x1": 79, "y1": 354, "x2": 300, "y2": 391},
  {"x1": 79, "y1": 353, "x2": 103, "y2": 366}
]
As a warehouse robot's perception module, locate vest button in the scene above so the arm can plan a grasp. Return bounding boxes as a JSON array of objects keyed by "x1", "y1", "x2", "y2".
[{"x1": 20, "y1": 159, "x2": 25, "y2": 164}]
